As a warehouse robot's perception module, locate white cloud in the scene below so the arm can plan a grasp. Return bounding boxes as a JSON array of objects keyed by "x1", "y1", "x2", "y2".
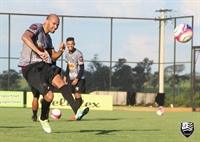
[
  {"x1": 180, "y1": 1, "x2": 199, "y2": 16},
  {"x1": 96, "y1": 0, "x2": 163, "y2": 17},
  {"x1": 0, "y1": 0, "x2": 199, "y2": 73},
  {"x1": 81, "y1": 43, "x2": 106, "y2": 58},
  {"x1": 115, "y1": 34, "x2": 159, "y2": 62},
  {"x1": 48, "y1": 1, "x2": 79, "y2": 15}
]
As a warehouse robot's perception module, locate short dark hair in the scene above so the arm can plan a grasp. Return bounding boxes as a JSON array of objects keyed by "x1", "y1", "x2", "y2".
[{"x1": 66, "y1": 37, "x2": 75, "y2": 42}]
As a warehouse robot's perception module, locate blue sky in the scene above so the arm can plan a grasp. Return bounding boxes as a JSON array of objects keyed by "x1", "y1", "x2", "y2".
[{"x1": 0, "y1": 0, "x2": 199, "y2": 74}]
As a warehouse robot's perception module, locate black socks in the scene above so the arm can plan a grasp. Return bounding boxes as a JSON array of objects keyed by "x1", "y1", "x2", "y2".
[
  {"x1": 32, "y1": 110, "x2": 37, "y2": 117},
  {"x1": 59, "y1": 85, "x2": 79, "y2": 114},
  {"x1": 41, "y1": 99, "x2": 51, "y2": 120},
  {"x1": 75, "y1": 97, "x2": 83, "y2": 107}
]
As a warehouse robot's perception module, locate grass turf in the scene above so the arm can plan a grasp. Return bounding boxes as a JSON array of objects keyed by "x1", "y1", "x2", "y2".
[{"x1": 0, "y1": 108, "x2": 199, "y2": 142}]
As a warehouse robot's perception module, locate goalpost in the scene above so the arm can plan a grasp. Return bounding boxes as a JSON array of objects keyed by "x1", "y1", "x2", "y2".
[{"x1": 191, "y1": 46, "x2": 200, "y2": 111}]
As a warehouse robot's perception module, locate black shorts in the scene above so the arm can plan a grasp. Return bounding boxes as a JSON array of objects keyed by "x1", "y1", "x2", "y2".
[
  {"x1": 69, "y1": 79, "x2": 85, "y2": 94},
  {"x1": 31, "y1": 86, "x2": 40, "y2": 98},
  {"x1": 22, "y1": 62, "x2": 61, "y2": 96},
  {"x1": 31, "y1": 85, "x2": 54, "y2": 98}
]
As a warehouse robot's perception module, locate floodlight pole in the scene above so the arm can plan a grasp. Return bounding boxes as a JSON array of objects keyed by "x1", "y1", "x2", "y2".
[
  {"x1": 155, "y1": 8, "x2": 172, "y2": 107},
  {"x1": 158, "y1": 8, "x2": 165, "y2": 94}
]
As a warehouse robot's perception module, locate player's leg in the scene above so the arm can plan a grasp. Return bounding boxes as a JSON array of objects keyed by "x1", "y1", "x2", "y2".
[
  {"x1": 40, "y1": 90, "x2": 53, "y2": 120},
  {"x1": 51, "y1": 74, "x2": 89, "y2": 120},
  {"x1": 32, "y1": 86, "x2": 51, "y2": 121},
  {"x1": 75, "y1": 79, "x2": 85, "y2": 107},
  {"x1": 73, "y1": 79, "x2": 89, "y2": 120},
  {"x1": 36, "y1": 80, "x2": 53, "y2": 133},
  {"x1": 49, "y1": 63, "x2": 79, "y2": 113},
  {"x1": 74, "y1": 93, "x2": 83, "y2": 107},
  {"x1": 40, "y1": 98, "x2": 50, "y2": 120},
  {"x1": 69, "y1": 79, "x2": 83, "y2": 107},
  {"x1": 71, "y1": 79, "x2": 84, "y2": 107},
  {"x1": 35, "y1": 63, "x2": 55, "y2": 132},
  {"x1": 38, "y1": 90, "x2": 53, "y2": 133},
  {"x1": 46, "y1": 86, "x2": 55, "y2": 119},
  {"x1": 31, "y1": 86, "x2": 40, "y2": 122},
  {"x1": 45, "y1": 64, "x2": 89, "y2": 120},
  {"x1": 52, "y1": 74, "x2": 79, "y2": 113},
  {"x1": 23, "y1": 62, "x2": 53, "y2": 133},
  {"x1": 36, "y1": 63, "x2": 79, "y2": 118}
]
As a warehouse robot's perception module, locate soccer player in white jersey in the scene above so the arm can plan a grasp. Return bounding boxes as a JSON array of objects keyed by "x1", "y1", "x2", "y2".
[
  {"x1": 63, "y1": 37, "x2": 89, "y2": 120},
  {"x1": 18, "y1": 14, "x2": 89, "y2": 133}
]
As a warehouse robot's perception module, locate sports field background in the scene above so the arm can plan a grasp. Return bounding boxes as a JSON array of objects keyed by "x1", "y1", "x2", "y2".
[{"x1": 0, "y1": 107, "x2": 199, "y2": 142}]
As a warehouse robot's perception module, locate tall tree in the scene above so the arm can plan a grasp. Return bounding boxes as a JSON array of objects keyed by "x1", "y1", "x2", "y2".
[
  {"x1": 164, "y1": 64, "x2": 189, "y2": 87},
  {"x1": 132, "y1": 58, "x2": 153, "y2": 91},
  {"x1": 164, "y1": 64, "x2": 185, "y2": 76},
  {"x1": 84, "y1": 70, "x2": 94, "y2": 93},
  {"x1": 86, "y1": 54, "x2": 110, "y2": 91},
  {"x1": 149, "y1": 71, "x2": 159, "y2": 88},
  {"x1": 0, "y1": 69, "x2": 21, "y2": 90},
  {"x1": 112, "y1": 58, "x2": 134, "y2": 91}
]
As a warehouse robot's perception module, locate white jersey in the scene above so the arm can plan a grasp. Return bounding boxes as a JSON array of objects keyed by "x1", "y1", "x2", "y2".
[
  {"x1": 18, "y1": 23, "x2": 53, "y2": 67},
  {"x1": 65, "y1": 48, "x2": 85, "y2": 80}
]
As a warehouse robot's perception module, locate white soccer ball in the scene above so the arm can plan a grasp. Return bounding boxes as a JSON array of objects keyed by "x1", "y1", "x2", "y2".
[
  {"x1": 156, "y1": 108, "x2": 164, "y2": 116},
  {"x1": 50, "y1": 109, "x2": 62, "y2": 119},
  {"x1": 174, "y1": 23, "x2": 193, "y2": 43}
]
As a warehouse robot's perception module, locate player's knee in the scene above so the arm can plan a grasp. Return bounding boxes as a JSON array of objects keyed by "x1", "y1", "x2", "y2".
[
  {"x1": 52, "y1": 78, "x2": 65, "y2": 89},
  {"x1": 33, "y1": 97, "x2": 39, "y2": 103},
  {"x1": 44, "y1": 91, "x2": 54, "y2": 102}
]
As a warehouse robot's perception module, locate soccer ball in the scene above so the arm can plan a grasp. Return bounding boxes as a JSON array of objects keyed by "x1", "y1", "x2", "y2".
[
  {"x1": 50, "y1": 109, "x2": 62, "y2": 119},
  {"x1": 174, "y1": 23, "x2": 193, "y2": 43},
  {"x1": 156, "y1": 108, "x2": 164, "y2": 116}
]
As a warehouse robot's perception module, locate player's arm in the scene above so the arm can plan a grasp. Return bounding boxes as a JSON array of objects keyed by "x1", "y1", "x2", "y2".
[
  {"x1": 71, "y1": 64, "x2": 84, "y2": 85},
  {"x1": 76, "y1": 55, "x2": 84, "y2": 80},
  {"x1": 76, "y1": 64, "x2": 84, "y2": 80},
  {"x1": 21, "y1": 30, "x2": 47, "y2": 61},
  {"x1": 49, "y1": 42, "x2": 65, "y2": 61}
]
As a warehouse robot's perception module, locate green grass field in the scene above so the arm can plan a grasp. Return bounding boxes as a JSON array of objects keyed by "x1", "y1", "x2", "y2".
[{"x1": 0, "y1": 108, "x2": 199, "y2": 142}]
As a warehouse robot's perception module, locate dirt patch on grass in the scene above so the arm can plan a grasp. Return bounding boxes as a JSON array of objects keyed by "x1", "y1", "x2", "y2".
[{"x1": 113, "y1": 106, "x2": 200, "y2": 112}]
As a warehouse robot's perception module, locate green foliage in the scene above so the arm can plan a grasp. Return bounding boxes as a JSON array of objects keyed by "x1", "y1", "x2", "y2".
[
  {"x1": 164, "y1": 94, "x2": 174, "y2": 107},
  {"x1": 111, "y1": 57, "x2": 154, "y2": 92},
  {"x1": 148, "y1": 71, "x2": 159, "y2": 88},
  {"x1": 174, "y1": 92, "x2": 191, "y2": 107},
  {"x1": 164, "y1": 87, "x2": 200, "y2": 108},
  {"x1": 132, "y1": 58, "x2": 153, "y2": 91},
  {"x1": 164, "y1": 92, "x2": 193, "y2": 108},
  {"x1": 194, "y1": 91, "x2": 200, "y2": 107},
  {"x1": 86, "y1": 54, "x2": 110, "y2": 92},
  {"x1": 0, "y1": 69, "x2": 21, "y2": 90},
  {"x1": 165, "y1": 74, "x2": 189, "y2": 87},
  {"x1": 0, "y1": 56, "x2": 196, "y2": 108},
  {"x1": 164, "y1": 64, "x2": 189, "y2": 87},
  {"x1": 112, "y1": 58, "x2": 134, "y2": 91},
  {"x1": 164, "y1": 64, "x2": 185, "y2": 76}
]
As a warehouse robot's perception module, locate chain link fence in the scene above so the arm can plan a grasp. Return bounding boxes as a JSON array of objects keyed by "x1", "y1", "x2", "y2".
[{"x1": 0, "y1": 13, "x2": 196, "y2": 108}]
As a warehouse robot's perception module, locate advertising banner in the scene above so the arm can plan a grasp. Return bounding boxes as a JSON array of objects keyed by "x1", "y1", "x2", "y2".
[
  {"x1": 0, "y1": 91, "x2": 24, "y2": 107},
  {"x1": 26, "y1": 92, "x2": 113, "y2": 110}
]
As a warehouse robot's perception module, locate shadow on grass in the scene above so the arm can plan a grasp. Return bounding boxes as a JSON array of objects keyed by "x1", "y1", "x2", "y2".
[
  {"x1": 54, "y1": 129, "x2": 161, "y2": 135},
  {"x1": 69, "y1": 118, "x2": 124, "y2": 122},
  {"x1": 50, "y1": 118, "x2": 124, "y2": 122},
  {"x1": 0, "y1": 126, "x2": 31, "y2": 128},
  {"x1": 80, "y1": 129, "x2": 161, "y2": 135},
  {"x1": 52, "y1": 117, "x2": 146, "y2": 122}
]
